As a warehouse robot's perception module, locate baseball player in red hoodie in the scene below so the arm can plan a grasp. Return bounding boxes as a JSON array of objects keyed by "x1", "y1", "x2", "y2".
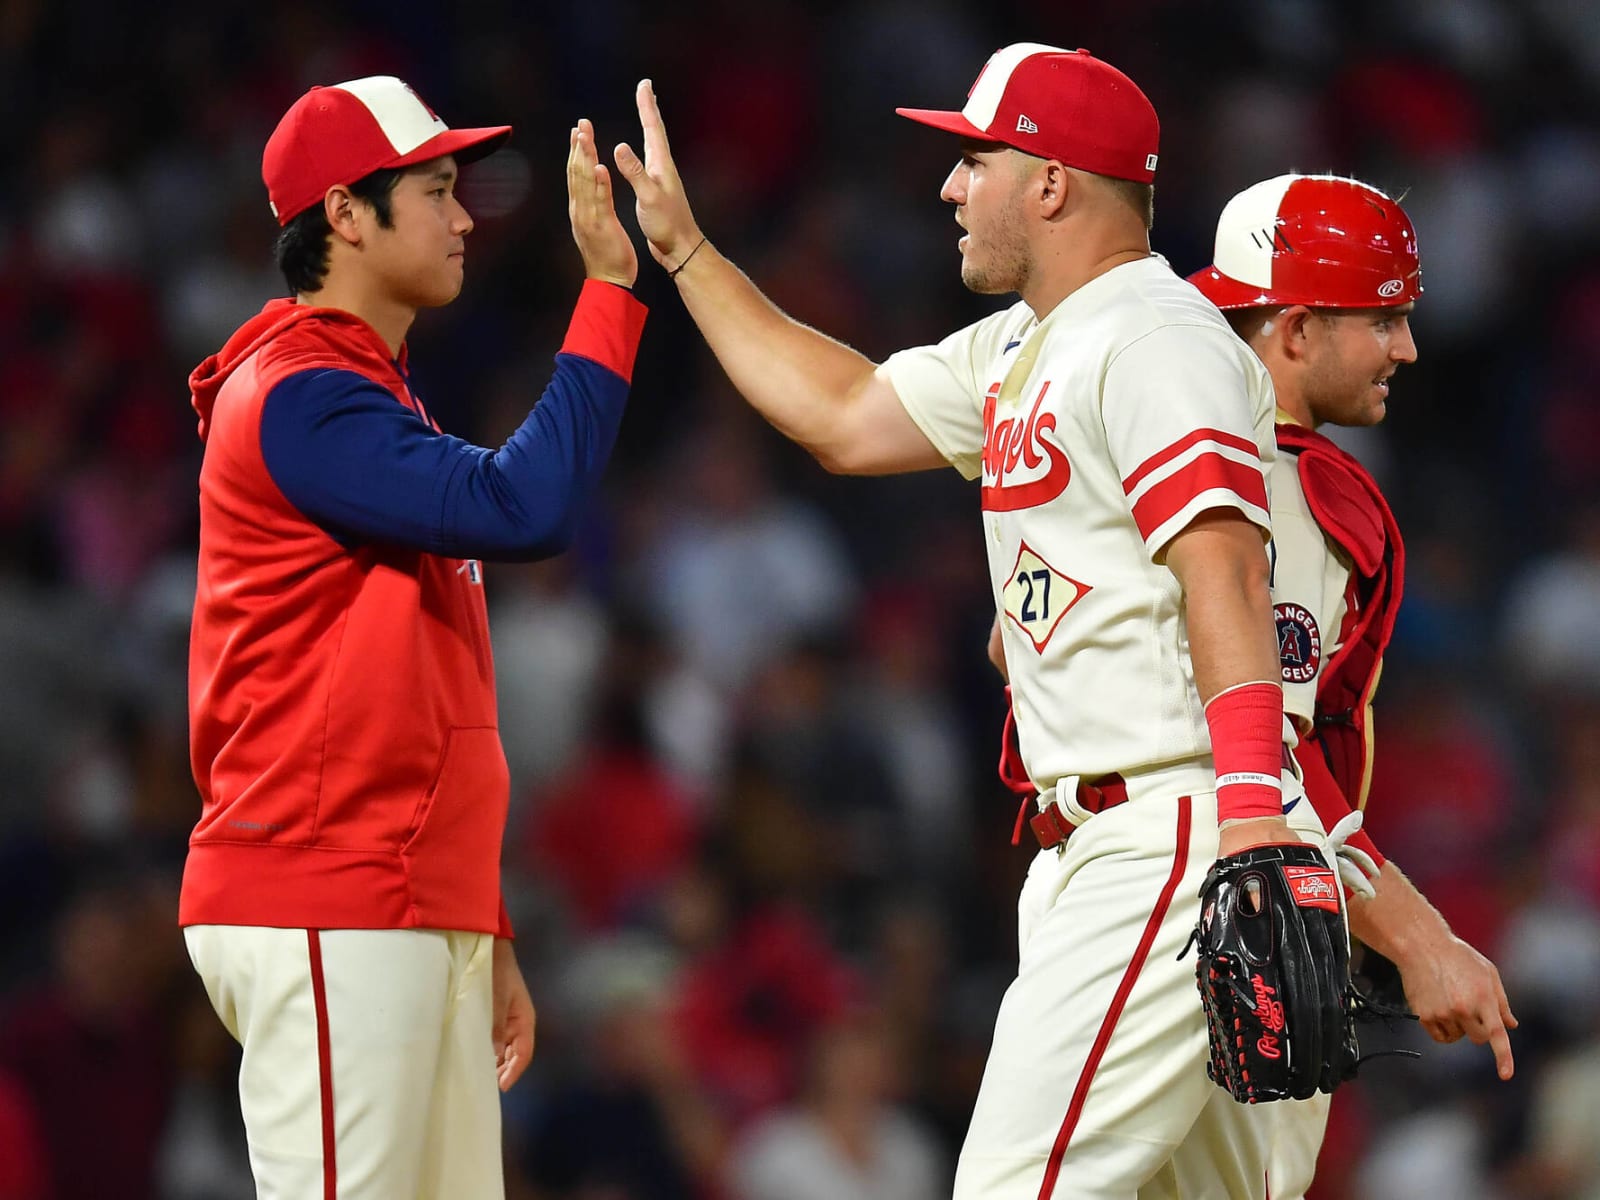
[
  {"x1": 180, "y1": 77, "x2": 644, "y2": 1198},
  {"x1": 1189, "y1": 174, "x2": 1516, "y2": 1197}
]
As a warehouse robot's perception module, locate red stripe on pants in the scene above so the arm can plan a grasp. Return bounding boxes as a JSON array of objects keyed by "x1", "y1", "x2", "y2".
[
  {"x1": 307, "y1": 930, "x2": 338, "y2": 1199},
  {"x1": 1037, "y1": 796, "x2": 1194, "y2": 1198}
]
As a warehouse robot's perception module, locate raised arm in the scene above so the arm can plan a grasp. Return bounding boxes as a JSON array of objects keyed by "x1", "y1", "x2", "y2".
[{"x1": 613, "y1": 80, "x2": 941, "y2": 476}]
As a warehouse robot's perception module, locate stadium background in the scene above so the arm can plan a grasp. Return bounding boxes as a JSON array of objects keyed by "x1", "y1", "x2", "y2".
[{"x1": 1, "y1": 0, "x2": 1598, "y2": 1195}]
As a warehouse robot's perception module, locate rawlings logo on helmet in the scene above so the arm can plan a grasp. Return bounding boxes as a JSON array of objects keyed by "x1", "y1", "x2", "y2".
[{"x1": 1378, "y1": 279, "x2": 1405, "y2": 298}]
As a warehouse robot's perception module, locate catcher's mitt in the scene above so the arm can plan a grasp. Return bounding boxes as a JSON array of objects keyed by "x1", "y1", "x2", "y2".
[{"x1": 1182, "y1": 842, "x2": 1360, "y2": 1103}]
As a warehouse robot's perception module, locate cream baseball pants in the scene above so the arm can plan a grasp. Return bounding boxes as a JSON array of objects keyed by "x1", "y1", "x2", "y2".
[
  {"x1": 954, "y1": 782, "x2": 1335, "y2": 1199},
  {"x1": 184, "y1": 925, "x2": 503, "y2": 1199}
]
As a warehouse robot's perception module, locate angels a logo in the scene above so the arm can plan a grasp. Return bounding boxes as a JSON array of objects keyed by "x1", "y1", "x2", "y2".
[
  {"x1": 980, "y1": 380, "x2": 1072, "y2": 512},
  {"x1": 1274, "y1": 602, "x2": 1321, "y2": 684}
]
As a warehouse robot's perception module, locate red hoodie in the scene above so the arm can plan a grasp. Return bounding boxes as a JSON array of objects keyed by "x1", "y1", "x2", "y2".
[{"x1": 179, "y1": 287, "x2": 643, "y2": 934}]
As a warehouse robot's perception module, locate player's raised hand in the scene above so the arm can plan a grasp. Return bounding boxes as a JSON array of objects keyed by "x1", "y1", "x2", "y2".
[
  {"x1": 614, "y1": 79, "x2": 705, "y2": 272},
  {"x1": 568, "y1": 118, "x2": 638, "y2": 288}
]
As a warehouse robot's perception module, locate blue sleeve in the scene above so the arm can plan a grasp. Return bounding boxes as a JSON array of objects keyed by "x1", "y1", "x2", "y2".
[{"x1": 258, "y1": 356, "x2": 629, "y2": 560}]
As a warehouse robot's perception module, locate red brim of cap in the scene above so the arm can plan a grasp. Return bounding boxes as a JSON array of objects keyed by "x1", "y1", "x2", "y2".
[
  {"x1": 391, "y1": 124, "x2": 513, "y2": 170},
  {"x1": 1186, "y1": 266, "x2": 1277, "y2": 311},
  {"x1": 894, "y1": 107, "x2": 992, "y2": 142}
]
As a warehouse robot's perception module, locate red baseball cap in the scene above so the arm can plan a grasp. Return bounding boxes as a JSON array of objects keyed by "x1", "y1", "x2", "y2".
[
  {"x1": 1188, "y1": 174, "x2": 1422, "y2": 310},
  {"x1": 896, "y1": 43, "x2": 1160, "y2": 184},
  {"x1": 263, "y1": 75, "x2": 512, "y2": 225}
]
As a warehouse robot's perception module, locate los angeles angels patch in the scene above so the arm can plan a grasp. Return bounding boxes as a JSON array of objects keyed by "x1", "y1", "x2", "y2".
[{"x1": 1274, "y1": 602, "x2": 1321, "y2": 684}]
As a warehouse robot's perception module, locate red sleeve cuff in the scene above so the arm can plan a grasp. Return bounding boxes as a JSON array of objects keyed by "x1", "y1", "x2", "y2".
[{"x1": 560, "y1": 279, "x2": 648, "y2": 383}]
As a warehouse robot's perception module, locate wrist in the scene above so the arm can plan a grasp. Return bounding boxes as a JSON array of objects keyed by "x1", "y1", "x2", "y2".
[
  {"x1": 1205, "y1": 681, "x2": 1285, "y2": 823},
  {"x1": 668, "y1": 233, "x2": 708, "y2": 280}
]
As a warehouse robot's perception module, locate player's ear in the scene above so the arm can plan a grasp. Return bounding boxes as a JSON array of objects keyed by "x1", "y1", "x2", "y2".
[
  {"x1": 325, "y1": 186, "x2": 363, "y2": 247},
  {"x1": 1277, "y1": 306, "x2": 1317, "y2": 360},
  {"x1": 1037, "y1": 161, "x2": 1069, "y2": 218}
]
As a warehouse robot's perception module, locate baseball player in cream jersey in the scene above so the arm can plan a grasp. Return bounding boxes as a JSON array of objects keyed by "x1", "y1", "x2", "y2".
[
  {"x1": 1190, "y1": 174, "x2": 1516, "y2": 1198},
  {"x1": 613, "y1": 44, "x2": 1333, "y2": 1198}
]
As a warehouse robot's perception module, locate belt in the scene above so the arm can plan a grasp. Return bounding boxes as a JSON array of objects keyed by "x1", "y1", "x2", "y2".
[
  {"x1": 1021, "y1": 746, "x2": 1296, "y2": 851},
  {"x1": 1027, "y1": 774, "x2": 1128, "y2": 850}
]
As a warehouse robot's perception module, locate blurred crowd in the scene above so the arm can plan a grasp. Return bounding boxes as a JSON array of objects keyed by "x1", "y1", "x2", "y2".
[{"x1": 2, "y1": 0, "x2": 1599, "y2": 1197}]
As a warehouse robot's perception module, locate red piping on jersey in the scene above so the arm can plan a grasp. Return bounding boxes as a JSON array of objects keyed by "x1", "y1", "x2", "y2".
[
  {"x1": 1121, "y1": 427, "x2": 1261, "y2": 495},
  {"x1": 308, "y1": 931, "x2": 337, "y2": 1200},
  {"x1": 1036, "y1": 796, "x2": 1193, "y2": 1198}
]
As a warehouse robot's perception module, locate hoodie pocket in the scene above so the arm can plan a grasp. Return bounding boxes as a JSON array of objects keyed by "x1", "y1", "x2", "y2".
[{"x1": 403, "y1": 726, "x2": 510, "y2": 925}]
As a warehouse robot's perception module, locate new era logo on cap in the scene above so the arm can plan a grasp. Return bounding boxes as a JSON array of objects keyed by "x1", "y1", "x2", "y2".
[
  {"x1": 896, "y1": 43, "x2": 1160, "y2": 184},
  {"x1": 263, "y1": 75, "x2": 512, "y2": 226}
]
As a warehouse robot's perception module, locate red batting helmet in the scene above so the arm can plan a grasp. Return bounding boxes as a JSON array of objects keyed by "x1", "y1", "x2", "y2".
[{"x1": 1187, "y1": 174, "x2": 1421, "y2": 310}]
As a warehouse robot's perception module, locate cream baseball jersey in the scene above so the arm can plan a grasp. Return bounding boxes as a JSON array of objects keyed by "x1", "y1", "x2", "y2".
[
  {"x1": 882, "y1": 256, "x2": 1277, "y2": 789},
  {"x1": 1266, "y1": 425, "x2": 1354, "y2": 733}
]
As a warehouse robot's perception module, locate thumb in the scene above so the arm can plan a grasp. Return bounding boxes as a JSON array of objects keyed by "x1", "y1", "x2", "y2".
[{"x1": 614, "y1": 142, "x2": 646, "y2": 185}]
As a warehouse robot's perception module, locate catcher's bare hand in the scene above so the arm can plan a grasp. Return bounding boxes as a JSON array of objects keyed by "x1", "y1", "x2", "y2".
[
  {"x1": 1399, "y1": 934, "x2": 1517, "y2": 1079},
  {"x1": 568, "y1": 118, "x2": 638, "y2": 287},
  {"x1": 614, "y1": 79, "x2": 705, "y2": 271}
]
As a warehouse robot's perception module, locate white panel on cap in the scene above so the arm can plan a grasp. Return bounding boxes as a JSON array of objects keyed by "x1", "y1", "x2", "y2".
[
  {"x1": 962, "y1": 42, "x2": 1069, "y2": 130},
  {"x1": 1212, "y1": 175, "x2": 1297, "y2": 288},
  {"x1": 335, "y1": 75, "x2": 449, "y2": 155}
]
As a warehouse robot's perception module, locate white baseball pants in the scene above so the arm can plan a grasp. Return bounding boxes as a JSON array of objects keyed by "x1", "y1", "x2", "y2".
[
  {"x1": 954, "y1": 779, "x2": 1332, "y2": 1200},
  {"x1": 184, "y1": 925, "x2": 503, "y2": 1199}
]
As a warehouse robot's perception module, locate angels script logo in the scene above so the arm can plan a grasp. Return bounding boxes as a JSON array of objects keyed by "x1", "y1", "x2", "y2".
[{"x1": 981, "y1": 380, "x2": 1072, "y2": 512}]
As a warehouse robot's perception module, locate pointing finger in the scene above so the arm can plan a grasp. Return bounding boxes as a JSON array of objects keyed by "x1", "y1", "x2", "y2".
[{"x1": 1488, "y1": 1025, "x2": 1514, "y2": 1080}]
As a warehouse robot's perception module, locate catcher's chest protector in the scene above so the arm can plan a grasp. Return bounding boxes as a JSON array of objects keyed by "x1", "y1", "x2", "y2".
[{"x1": 1276, "y1": 423, "x2": 1405, "y2": 809}]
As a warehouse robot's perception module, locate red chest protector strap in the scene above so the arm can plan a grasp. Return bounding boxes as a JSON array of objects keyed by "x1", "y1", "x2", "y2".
[{"x1": 1276, "y1": 423, "x2": 1405, "y2": 809}]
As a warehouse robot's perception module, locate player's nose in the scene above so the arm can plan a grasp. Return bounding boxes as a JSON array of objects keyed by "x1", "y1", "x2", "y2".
[
  {"x1": 940, "y1": 162, "x2": 967, "y2": 205},
  {"x1": 1391, "y1": 316, "x2": 1418, "y2": 364},
  {"x1": 451, "y1": 196, "x2": 475, "y2": 237}
]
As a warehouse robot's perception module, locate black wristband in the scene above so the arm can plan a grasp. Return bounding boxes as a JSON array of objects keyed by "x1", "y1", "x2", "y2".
[{"x1": 668, "y1": 236, "x2": 707, "y2": 280}]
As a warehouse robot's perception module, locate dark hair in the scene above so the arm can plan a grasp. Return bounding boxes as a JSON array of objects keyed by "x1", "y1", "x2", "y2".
[
  {"x1": 1224, "y1": 305, "x2": 1333, "y2": 343},
  {"x1": 274, "y1": 167, "x2": 404, "y2": 295},
  {"x1": 1103, "y1": 176, "x2": 1154, "y2": 231},
  {"x1": 1224, "y1": 307, "x2": 1276, "y2": 342}
]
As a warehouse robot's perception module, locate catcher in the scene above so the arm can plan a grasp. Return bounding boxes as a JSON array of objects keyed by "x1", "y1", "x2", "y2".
[{"x1": 1189, "y1": 173, "x2": 1515, "y2": 1197}]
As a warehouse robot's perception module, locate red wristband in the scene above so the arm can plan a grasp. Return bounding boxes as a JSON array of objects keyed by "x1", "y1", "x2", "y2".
[{"x1": 1205, "y1": 681, "x2": 1284, "y2": 823}]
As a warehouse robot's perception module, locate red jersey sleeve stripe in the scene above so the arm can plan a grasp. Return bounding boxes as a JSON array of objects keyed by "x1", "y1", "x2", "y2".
[
  {"x1": 1131, "y1": 452, "x2": 1269, "y2": 541},
  {"x1": 559, "y1": 280, "x2": 649, "y2": 383},
  {"x1": 1122, "y1": 427, "x2": 1262, "y2": 495}
]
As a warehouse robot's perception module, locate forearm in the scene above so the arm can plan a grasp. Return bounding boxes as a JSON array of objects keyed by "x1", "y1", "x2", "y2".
[
  {"x1": 1180, "y1": 547, "x2": 1279, "y2": 702},
  {"x1": 672, "y1": 242, "x2": 880, "y2": 471},
  {"x1": 1346, "y1": 861, "x2": 1452, "y2": 968},
  {"x1": 1167, "y1": 512, "x2": 1284, "y2": 833}
]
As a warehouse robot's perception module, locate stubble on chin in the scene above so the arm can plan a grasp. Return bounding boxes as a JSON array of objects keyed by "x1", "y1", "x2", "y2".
[{"x1": 961, "y1": 253, "x2": 1029, "y2": 297}]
